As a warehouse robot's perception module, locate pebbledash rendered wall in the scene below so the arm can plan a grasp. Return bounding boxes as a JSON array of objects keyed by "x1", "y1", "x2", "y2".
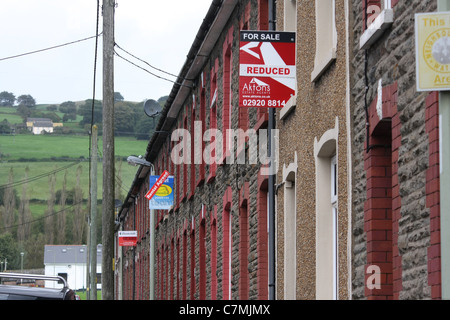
[
  {"x1": 274, "y1": 0, "x2": 351, "y2": 300},
  {"x1": 115, "y1": 0, "x2": 275, "y2": 300},
  {"x1": 351, "y1": 0, "x2": 442, "y2": 299}
]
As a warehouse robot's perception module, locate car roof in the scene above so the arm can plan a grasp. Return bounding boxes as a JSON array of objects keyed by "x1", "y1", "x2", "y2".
[{"x1": 0, "y1": 284, "x2": 71, "y2": 300}]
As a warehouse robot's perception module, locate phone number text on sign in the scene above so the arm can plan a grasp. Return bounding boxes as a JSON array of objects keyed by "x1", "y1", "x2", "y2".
[{"x1": 241, "y1": 99, "x2": 286, "y2": 107}]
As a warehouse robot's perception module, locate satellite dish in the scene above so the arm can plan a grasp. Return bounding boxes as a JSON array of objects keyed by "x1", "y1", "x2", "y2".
[{"x1": 143, "y1": 99, "x2": 162, "y2": 117}]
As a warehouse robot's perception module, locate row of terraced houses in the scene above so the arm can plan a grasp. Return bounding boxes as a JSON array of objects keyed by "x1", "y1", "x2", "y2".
[{"x1": 114, "y1": 0, "x2": 450, "y2": 300}]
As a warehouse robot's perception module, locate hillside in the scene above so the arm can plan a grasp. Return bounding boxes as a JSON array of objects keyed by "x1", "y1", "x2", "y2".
[{"x1": 0, "y1": 96, "x2": 166, "y2": 270}]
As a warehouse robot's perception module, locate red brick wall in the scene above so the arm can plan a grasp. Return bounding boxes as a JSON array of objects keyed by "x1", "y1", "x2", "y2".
[
  {"x1": 425, "y1": 91, "x2": 442, "y2": 300},
  {"x1": 257, "y1": 170, "x2": 269, "y2": 299},
  {"x1": 364, "y1": 82, "x2": 400, "y2": 300}
]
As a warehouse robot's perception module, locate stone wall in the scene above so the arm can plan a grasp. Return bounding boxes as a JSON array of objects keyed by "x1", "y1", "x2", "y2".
[
  {"x1": 350, "y1": 0, "x2": 439, "y2": 299},
  {"x1": 150, "y1": 0, "x2": 270, "y2": 300}
]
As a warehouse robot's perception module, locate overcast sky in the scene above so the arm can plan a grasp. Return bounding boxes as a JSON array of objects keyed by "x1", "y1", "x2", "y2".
[{"x1": 0, "y1": 0, "x2": 212, "y2": 105}]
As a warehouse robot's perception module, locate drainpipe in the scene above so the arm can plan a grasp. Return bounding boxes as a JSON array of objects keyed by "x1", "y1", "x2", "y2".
[
  {"x1": 268, "y1": 0, "x2": 276, "y2": 301},
  {"x1": 437, "y1": 0, "x2": 450, "y2": 301}
]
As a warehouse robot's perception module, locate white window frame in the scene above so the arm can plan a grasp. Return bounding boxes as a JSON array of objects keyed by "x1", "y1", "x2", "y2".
[
  {"x1": 280, "y1": 1, "x2": 298, "y2": 119},
  {"x1": 314, "y1": 117, "x2": 339, "y2": 300},
  {"x1": 311, "y1": 0, "x2": 337, "y2": 82},
  {"x1": 331, "y1": 154, "x2": 338, "y2": 300},
  {"x1": 282, "y1": 151, "x2": 298, "y2": 300},
  {"x1": 284, "y1": 0, "x2": 297, "y2": 32}
]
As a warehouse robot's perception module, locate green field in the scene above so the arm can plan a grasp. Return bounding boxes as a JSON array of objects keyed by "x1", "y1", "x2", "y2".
[
  {"x1": 0, "y1": 134, "x2": 148, "y2": 161},
  {"x1": 0, "y1": 106, "x2": 23, "y2": 124},
  {"x1": 0, "y1": 134, "x2": 149, "y2": 201}
]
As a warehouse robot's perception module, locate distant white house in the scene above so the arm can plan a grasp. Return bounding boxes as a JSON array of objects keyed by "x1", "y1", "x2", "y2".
[
  {"x1": 26, "y1": 118, "x2": 54, "y2": 134},
  {"x1": 26, "y1": 118, "x2": 62, "y2": 134},
  {"x1": 43, "y1": 244, "x2": 102, "y2": 291}
]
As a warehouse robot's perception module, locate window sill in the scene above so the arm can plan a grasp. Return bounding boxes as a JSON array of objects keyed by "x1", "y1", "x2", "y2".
[
  {"x1": 359, "y1": 9, "x2": 394, "y2": 50},
  {"x1": 279, "y1": 95, "x2": 297, "y2": 120},
  {"x1": 311, "y1": 49, "x2": 337, "y2": 82}
]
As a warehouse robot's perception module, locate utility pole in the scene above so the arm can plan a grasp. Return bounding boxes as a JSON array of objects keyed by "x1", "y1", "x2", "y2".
[
  {"x1": 102, "y1": 0, "x2": 115, "y2": 300},
  {"x1": 149, "y1": 165, "x2": 155, "y2": 300},
  {"x1": 90, "y1": 125, "x2": 98, "y2": 300}
]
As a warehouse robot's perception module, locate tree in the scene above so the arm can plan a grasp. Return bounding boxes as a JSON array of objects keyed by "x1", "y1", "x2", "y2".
[
  {"x1": 1, "y1": 168, "x2": 16, "y2": 232},
  {"x1": 78, "y1": 99, "x2": 102, "y2": 126},
  {"x1": 114, "y1": 92, "x2": 124, "y2": 102},
  {"x1": 72, "y1": 165, "x2": 85, "y2": 244},
  {"x1": 45, "y1": 173, "x2": 56, "y2": 244},
  {"x1": 0, "y1": 233, "x2": 20, "y2": 270},
  {"x1": 0, "y1": 91, "x2": 15, "y2": 106},
  {"x1": 59, "y1": 101, "x2": 77, "y2": 114},
  {"x1": 114, "y1": 102, "x2": 135, "y2": 136},
  {"x1": 17, "y1": 166, "x2": 31, "y2": 245},
  {"x1": 0, "y1": 119, "x2": 12, "y2": 134},
  {"x1": 17, "y1": 94, "x2": 36, "y2": 108},
  {"x1": 60, "y1": 101, "x2": 77, "y2": 122},
  {"x1": 56, "y1": 170, "x2": 67, "y2": 244},
  {"x1": 24, "y1": 233, "x2": 45, "y2": 269},
  {"x1": 46, "y1": 105, "x2": 58, "y2": 111},
  {"x1": 135, "y1": 114, "x2": 158, "y2": 140},
  {"x1": 17, "y1": 104, "x2": 32, "y2": 120},
  {"x1": 62, "y1": 113, "x2": 77, "y2": 122}
]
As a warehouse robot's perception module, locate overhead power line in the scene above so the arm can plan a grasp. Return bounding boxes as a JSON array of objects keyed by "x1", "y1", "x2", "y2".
[
  {"x1": 0, "y1": 33, "x2": 103, "y2": 62},
  {"x1": 0, "y1": 199, "x2": 85, "y2": 231},
  {"x1": 113, "y1": 46, "x2": 192, "y2": 89},
  {"x1": 114, "y1": 42, "x2": 179, "y2": 78},
  {"x1": 0, "y1": 161, "x2": 81, "y2": 190}
]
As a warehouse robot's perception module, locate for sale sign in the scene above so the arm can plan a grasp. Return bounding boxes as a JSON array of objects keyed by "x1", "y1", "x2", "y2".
[
  {"x1": 239, "y1": 31, "x2": 296, "y2": 108},
  {"x1": 145, "y1": 170, "x2": 170, "y2": 201},
  {"x1": 118, "y1": 231, "x2": 137, "y2": 246}
]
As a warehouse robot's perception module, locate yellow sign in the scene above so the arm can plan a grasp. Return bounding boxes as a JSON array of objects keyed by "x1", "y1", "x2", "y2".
[
  {"x1": 155, "y1": 184, "x2": 172, "y2": 197},
  {"x1": 416, "y1": 12, "x2": 450, "y2": 91}
]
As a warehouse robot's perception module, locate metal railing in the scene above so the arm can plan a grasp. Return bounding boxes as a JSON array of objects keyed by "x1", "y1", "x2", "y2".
[{"x1": 0, "y1": 272, "x2": 68, "y2": 288}]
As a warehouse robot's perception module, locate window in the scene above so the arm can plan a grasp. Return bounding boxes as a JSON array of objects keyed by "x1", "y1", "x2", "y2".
[
  {"x1": 222, "y1": 186, "x2": 232, "y2": 300},
  {"x1": 284, "y1": 0, "x2": 297, "y2": 32},
  {"x1": 311, "y1": 0, "x2": 337, "y2": 82},
  {"x1": 57, "y1": 273, "x2": 68, "y2": 285},
  {"x1": 223, "y1": 29, "x2": 233, "y2": 163},
  {"x1": 190, "y1": 102, "x2": 196, "y2": 199},
  {"x1": 176, "y1": 237, "x2": 180, "y2": 300},
  {"x1": 183, "y1": 113, "x2": 188, "y2": 200},
  {"x1": 190, "y1": 219, "x2": 196, "y2": 300},
  {"x1": 331, "y1": 155, "x2": 338, "y2": 300},
  {"x1": 199, "y1": 206, "x2": 206, "y2": 299},
  {"x1": 282, "y1": 152, "x2": 297, "y2": 299},
  {"x1": 210, "y1": 206, "x2": 218, "y2": 299},
  {"x1": 182, "y1": 229, "x2": 187, "y2": 300},
  {"x1": 196, "y1": 80, "x2": 206, "y2": 187},
  {"x1": 314, "y1": 119, "x2": 338, "y2": 299},
  {"x1": 239, "y1": 182, "x2": 249, "y2": 300},
  {"x1": 207, "y1": 59, "x2": 219, "y2": 183}
]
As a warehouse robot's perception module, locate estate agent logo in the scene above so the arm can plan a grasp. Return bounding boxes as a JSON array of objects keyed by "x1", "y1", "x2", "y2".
[{"x1": 416, "y1": 12, "x2": 450, "y2": 91}]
